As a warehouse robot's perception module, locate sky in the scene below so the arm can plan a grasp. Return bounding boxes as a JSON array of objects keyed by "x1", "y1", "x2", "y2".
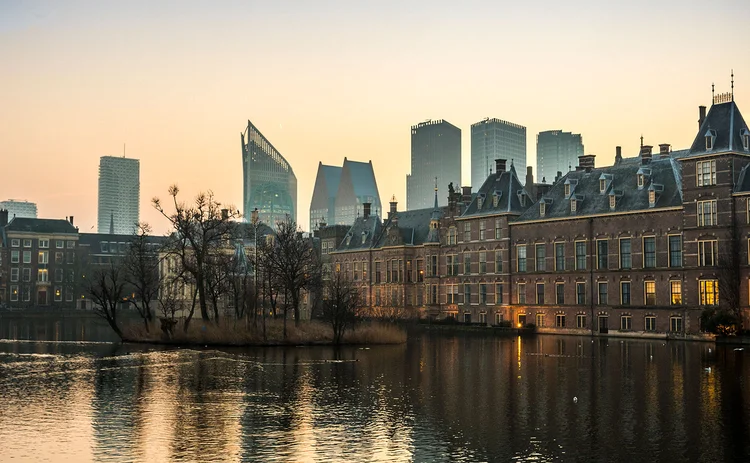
[{"x1": 1, "y1": 0, "x2": 749, "y2": 233}]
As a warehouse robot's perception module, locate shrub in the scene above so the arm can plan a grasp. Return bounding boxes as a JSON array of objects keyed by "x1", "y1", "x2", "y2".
[{"x1": 701, "y1": 308, "x2": 740, "y2": 336}]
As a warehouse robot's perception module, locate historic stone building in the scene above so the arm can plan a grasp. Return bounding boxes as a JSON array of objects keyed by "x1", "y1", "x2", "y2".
[{"x1": 328, "y1": 94, "x2": 750, "y2": 337}]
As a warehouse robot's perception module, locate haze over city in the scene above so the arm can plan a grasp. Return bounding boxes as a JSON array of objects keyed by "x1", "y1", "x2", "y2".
[{"x1": 2, "y1": 0, "x2": 748, "y2": 232}]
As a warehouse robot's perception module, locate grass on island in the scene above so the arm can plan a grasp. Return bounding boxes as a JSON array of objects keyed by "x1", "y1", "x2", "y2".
[{"x1": 121, "y1": 318, "x2": 407, "y2": 346}]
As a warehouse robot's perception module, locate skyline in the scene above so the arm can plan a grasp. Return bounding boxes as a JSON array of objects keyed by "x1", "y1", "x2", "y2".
[{"x1": 2, "y1": 0, "x2": 749, "y2": 232}]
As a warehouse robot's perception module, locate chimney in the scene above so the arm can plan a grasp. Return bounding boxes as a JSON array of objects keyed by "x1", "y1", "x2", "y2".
[
  {"x1": 640, "y1": 145, "x2": 653, "y2": 164},
  {"x1": 388, "y1": 196, "x2": 398, "y2": 220},
  {"x1": 0, "y1": 209, "x2": 7, "y2": 227},
  {"x1": 221, "y1": 209, "x2": 229, "y2": 220},
  {"x1": 461, "y1": 186, "x2": 472, "y2": 205},
  {"x1": 659, "y1": 143, "x2": 671, "y2": 155},
  {"x1": 577, "y1": 154, "x2": 596, "y2": 172},
  {"x1": 68, "y1": 215, "x2": 74, "y2": 226},
  {"x1": 699, "y1": 105, "x2": 707, "y2": 128},
  {"x1": 363, "y1": 202, "x2": 371, "y2": 219},
  {"x1": 555, "y1": 171, "x2": 563, "y2": 183},
  {"x1": 615, "y1": 146, "x2": 622, "y2": 164},
  {"x1": 495, "y1": 159, "x2": 507, "y2": 173}
]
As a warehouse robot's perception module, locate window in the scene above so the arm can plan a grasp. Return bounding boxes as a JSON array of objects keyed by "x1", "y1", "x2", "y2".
[
  {"x1": 696, "y1": 160, "x2": 716, "y2": 186},
  {"x1": 536, "y1": 313, "x2": 545, "y2": 327},
  {"x1": 56, "y1": 240, "x2": 64, "y2": 249},
  {"x1": 668, "y1": 235, "x2": 682, "y2": 267},
  {"x1": 447, "y1": 284, "x2": 458, "y2": 304},
  {"x1": 621, "y1": 282, "x2": 631, "y2": 305},
  {"x1": 670, "y1": 317, "x2": 683, "y2": 333},
  {"x1": 11, "y1": 251, "x2": 19, "y2": 263},
  {"x1": 699, "y1": 279, "x2": 719, "y2": 306},
  {"x1": 38, "y1": 251, "x2": 48, "y2": 264},
  {"x1": 447, "y1": 255, "x2": 458, "y2": 276},
  {"x1": 23, "y1": 251, "x2": 31, "y2": 264},
  {"x1": 65, "y1": 287, "x2": 74, "y2": 302},
  {"x1": 517, "y1": 246, "x2": 527, "y2": 272},
  {"x1": 540, "y1": 202, "x2": 546, "y2": 217},
  {"x1": 23, "y1": 268, "x2": 31, "y2": 282},
  {"x1": 375, "y1": 261, "x2": 382, "y2": 283},
  {"x1": 670, "y1": 281, "x2": 682, "y2": 305},
  {"x1": 609, "y1": 195, "x2": 616, "y2": 210},
  {"x1": 518, "y1": 283, "x2": 526, "y2": 304},
  {"x1": 67, "y1": 252, "x2": 74, "y2": 264},
  {"x1": 697, "y1": 200, "x2": 717, "y2": 226},
  {"x1": 448, "y1": 228, "x2": 457, "y2": 245},
  {"x1": 55, "y1": 269, "x2": 63, "y2": 283},
  {"x1": 555, "y1": 243, "x2": 565, "y2": 271},
  {"x1": 495, "y1": 283, "x2": 503, "y2": 304},
  {"x1": 11, "y1": 239, "x2": 19, "y2": 247},
  {"x1": 416, "y1": 260, "x2": 423, "y2": 282},
  {"x1": 575, "y1": 241, "x2": 586, "y2": 270},
  {"x1": 68, "y1": 270, "x2": 74, "y2": 283},
  {"x1": 643, "y1": 237, "x2": 656, "y2": 268},
  {"x1": 430, "y1": 285, "x2": 438, "y2": 305},
  {"x1": 464, "y1": 283, "x2": 472, "y2": 305},
  {"x1": 375, "y1": 289, "x2": 381, "y2": 306},
  {"x1": 644, "y1": 281, "x2": 656, "y2": 305},
  {"x1": 556, "y1": 314, "x2": 566, "y2": 327},
  {"x1": 571, "y1": 198, "x2": 577, "y2": 212},
  {"x1": 463, "y1": 223, "x2": 471, "y2": 242},
  {"x1": 576, "y1": 314, "x2": 586, "y2": 328},
  {"x1": 480, "y1": 284, "x2": 487, "y2": 304},
  {"x1": 430, "y1": 255, "x2": 438, "y2": 277},
  {"x1": 54, "y1": 286, "x2": 62, "y2": 302},
  {"x1": 479, "y1": 312, "x2": 487, "y2": 324},
  {"x1": 353, "y1": 262, "x2": 360, "y2": 281},
  {"x1": 39, "y1": 239, "x2": 49, "y2": 248},
  {"x1": 494, "y1": 250, "x2": 502, "y2": 273},
  {"x1": 637, "y1": 174, "x2": 645, "y2": 188},
  {"x1": 556, "y1": 283, "x2": 564, "y2": 305},
  {"x1": 576, "y1": 282, "x2": 586, "y2": 305},
  {"x1": 364, "y1": 262, "x2": 369, "y2": 281},
  {"x1": 599, "y1": 179, "x2": 606, "y2": 193},
  {"x1": 10, "y1": 285, "x2": 18, "y2": 302},
  {"x1": 619, "y1": 238, "x2": 632, "y2": 269},
  {"x1": 620, "y1": 315, "x2": 632, "y2": 330},
  {"x1": 495, "y1": 219, "x2": 502, "y2": 239},
  {"x1": 23, "y1": 239, "x2": 31, "y2": 248},
  {"x1": 535, "y1": 244, "x2": 546, "y2": 271},
  {"x1": 463, "y1": 253, "x2": 472, "y2": 274},
  {"x1": 38, "y1": 269, "x2": 49, "y2": 282},
  {"x1": 479, "y1": 252, "x2": 487, "y2": 273},
  {"x1": 564, "y1": 183, "x2": 571, "y2": 197},
  {"x1": 55, "y1": 252, "x2": 63, "y2": 264},
  {"x1": 698, "y1": 240, "x2": 718, "y2": 266},
  {"x1": 598, "y1": 282, "x2": 608, "y2": 305},
  {"x1": 645, "y1": 316, "x2": 656, "y2": 331},
  {"x1": 648, "y1": 189, "x2": 656, "y2": 205},
  {"x1": 67, "y1": 240, "x2": 75, "y2": 249},
  {"x1": 479, "y1": 221, "x2": 486, "y2": 240},
  {"x1": 536, "y1": 283, "x2": 545, "y2": 304},
  {"x1": 10, "y1": 268, "x2": 19, "y2": 282},
  {"x1": 597, "y1": 240, "x2": 608, "y2": 269},
  {"x1": 23, "y1": 287, "x2": 30, "y2": 302},
  {"x1": 495, "y1": 312, "x2": 504, "y2": 325}
]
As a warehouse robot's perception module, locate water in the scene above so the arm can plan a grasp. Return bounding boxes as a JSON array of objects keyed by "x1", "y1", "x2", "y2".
[{"x1": 0, "y1": 318, "x2": 749, "y2": 462}]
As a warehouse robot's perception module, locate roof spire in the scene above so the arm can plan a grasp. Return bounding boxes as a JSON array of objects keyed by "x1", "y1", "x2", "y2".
[
  {"x1": 712, "y1": 82, "x2": 715, "y2": 103},
  {"x1": 433, "y1": 177, "x2": 439, "y2": 210},
  {"x1": 640, "y1": 134, "x2": 644, "y2": 148},
  {"x1": 731, "y1": 69, "x2": 734, "y2": 101},
  {"x1": 109, "y1": 211, "x2": 115, "y2": 235}
]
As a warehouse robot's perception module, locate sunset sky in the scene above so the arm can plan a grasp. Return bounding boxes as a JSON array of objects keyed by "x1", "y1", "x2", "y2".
[{"x1": 1, "y1": 0, "x2": 749, "y2": 233}]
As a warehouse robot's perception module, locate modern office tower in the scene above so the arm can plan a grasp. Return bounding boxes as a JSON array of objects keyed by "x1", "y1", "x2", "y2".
[
  {"x1": 309, "y1": 158, "x2": 382, "y2": 230},
  {"x1": 471, "y1": 118, "x2": 526, "y2": 188},
  {"x1": 97, "y1": 156, "x2": 140, "y2": 235},
  {"x1": 406, "y1": 120, "x2": 461, "y2": 210},
  {"x1": 536, "y1": 130, "x2": 584, "y2": 184},
  {"x1": 0, "y1": 200, "x2": 38, "y2": 220},
  {"x1": 241, "y1": 120, "x2": 297, "y2": 228}
]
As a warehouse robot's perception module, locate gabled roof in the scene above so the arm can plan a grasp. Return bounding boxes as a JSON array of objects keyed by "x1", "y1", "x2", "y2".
[
  {"x1": 516, "y1": 155, "x2": 683, "y2": 222},
  {"x1": 375, "y1": 207, "x2": 449, "y2": 247},
  {"x1": 462, "y1": 163, "x2": 530, "y2": 217},
  {"x1": 688, "y1": 101, "x2": 750, "y2": 156},
  {"x1": 4, "y1": 217, "x2": 77, "y2": 235}
]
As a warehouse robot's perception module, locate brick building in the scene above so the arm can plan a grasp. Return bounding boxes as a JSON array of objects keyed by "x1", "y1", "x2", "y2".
[{"x1": 328, "y1": 95, "x2": 750, "y2": 337}]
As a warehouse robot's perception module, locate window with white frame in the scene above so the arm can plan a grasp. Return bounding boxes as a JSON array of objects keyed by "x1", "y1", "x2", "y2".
[
  {"x1": 697, "y1": 200, "x2": 717, "y2": 226},
  {"x1": 645, "y1": 316, "x2": 656, "y2": 331},
  {"x1": 479, "y1": 221, "x2": 486, "y2": 240},
  {"x1": 495, "y1": 219, "x2": 502, "y2": 239},
  {"x1": 463, "y1": 223, "x2": 471, "y2": 242},
  {"x1": 517, "y1": 246, "x2": 527, "y2": 272},
  {"x1": 696, "y1": 160, "x2": 716, "y2": 186},
  {"x1": 479, "y1": 251, "x2": 487, "y2": 273},
  {"x1": 698, "y1": 240, "x2": 718, "y2": 266},
  {"x1": 518, "y1": 283, "x2": 526, "y2": 304},
  {"x1": 699, "y1": 279, "x2": 719, "y2": 306},
  {"x1": 670, "y1": 280, "x2": 682, "y2": 305},
  {"x1": 644, "y1": 281, "x2": 656, "y2": 305},
  {"x1": 39, "y1": 239, "x2": 49, "y2": 249}
]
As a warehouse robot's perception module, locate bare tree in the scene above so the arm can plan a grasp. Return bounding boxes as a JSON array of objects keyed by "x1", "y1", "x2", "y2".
[
  {"x1": 715, "y1": 219, "x2": 743, "y2": 333},
  {"x1": 153, "y1": 185, "x2": 240, "y2": 322},
  {"x1": 123, "y1": 223, "x2": 161, "y2": 330},
  {"x1": 321, "y1": 270, "x2": 362, "y2": 344},
  {"x1": 85, "y1": 261, "x2": 127, "y2": 339}
]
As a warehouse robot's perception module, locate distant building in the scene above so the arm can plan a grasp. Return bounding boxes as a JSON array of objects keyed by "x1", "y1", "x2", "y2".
[
  {"x1": 310, "y1": 159, "x2": 382, "y2": 230},
  {"x1": 471, "y1": 118, "x2": 526, "y2": 188},
  {"x1": 536, "y1": 130, "x2": 584, "y2": 184},
  {"x1": 241, "y1": 120, "x2": 297, "y2": 228},
  {"x1": 0, "y1": 200, "x2": 37, "y2": 219},
  {"x1": 407, "y1": 120, "x2": 461, "y2": 210},
  {"x1": 97, "y1": 156, "x2": 140, "y2": 235}
]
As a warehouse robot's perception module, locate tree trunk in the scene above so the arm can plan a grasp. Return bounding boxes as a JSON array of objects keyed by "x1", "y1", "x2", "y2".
[
  {"x1": 292, "y1": 291, "x2": 301, "y2": 326},
  {"x1": 197, "y1": 276, "x2": 209, "y2": 320}
]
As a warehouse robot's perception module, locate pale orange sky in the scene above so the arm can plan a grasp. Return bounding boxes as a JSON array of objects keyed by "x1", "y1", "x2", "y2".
[{"x1": 1, "y1": 0, "x2": 749, "y2": 233}]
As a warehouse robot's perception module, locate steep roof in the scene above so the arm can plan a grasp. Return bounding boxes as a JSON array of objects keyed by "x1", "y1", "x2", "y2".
[
  {"x1": 335, "y1": 215, "x2": 384, "y2": 251},
  {"x1": 4, "y1": 217, "x2": 77, "y2": 235},
  {"x1": 462, "y1": 163, "x2": 530, "y2": 217},
  {"x1": 516, "y1": 154, "x2": 683, "y2": 222},
  {"x1": 335, "y1": 159, "x2": 382, "y2": 208},
  {"x1": 688, "y1": 101, "x2": 750, "y2": 156}
]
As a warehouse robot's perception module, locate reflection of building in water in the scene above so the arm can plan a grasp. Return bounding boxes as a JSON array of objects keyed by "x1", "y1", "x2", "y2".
[{"x1": 241, "y1": 120, "x2": 297, "y2": 228}]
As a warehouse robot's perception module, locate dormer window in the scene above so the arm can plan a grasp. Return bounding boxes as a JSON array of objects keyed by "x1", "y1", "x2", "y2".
[
  {"x1": 492, "y1": 191, "x2": 501, "y2": 207},
  {"x1": 564, "y1": 179, "x2": 577, "y2": 199},
  {"x1": 648, "y1": 189, "x2": 655, "y2": 205},
  {"x1": 742, "y1": 128, "x2": 750, "y2": 151},
  {"x1": 564, "y1": 184, "x2": 570, "y2": 197},
  {"x1": 570, "y1": 198, "x2": 577, "y2": 212},
  {"x1": 705, "y1": 129, "x2": 717, "y2": 150},
  {"x1": 477, "y1": 194, "x2": 485, "y2": 209},
  {"x1": 345, "y1": 234, "x2": 352, "y2": 246},
  {"x1": 599, "y1": 179, "x2": 606, "y2": 192},
  {"x1": 637, "y1": 174, "x2": 644, "y2": 188},
  {"x1": 609, "y1": 194, "x2": 616, "y2": 210},
  {"x1": 540, "y1": 202, "x2": 546, "y2": 217},
  {"x1": 647, "y1": 183, "x2": 663, "y2": 208},
  {"x1": 599, "y1": 173, "x2": 613, "y2": 194},
  {"x1": 361, "y1": 231, "x2": 368, "y2": 244}
]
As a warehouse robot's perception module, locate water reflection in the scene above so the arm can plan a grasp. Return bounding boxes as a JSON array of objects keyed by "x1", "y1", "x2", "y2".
[{"x1": 0, "y1": 329, "x2": 749, "y2": 462}]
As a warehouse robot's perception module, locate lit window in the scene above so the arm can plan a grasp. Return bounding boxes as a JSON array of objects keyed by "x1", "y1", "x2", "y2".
[
  {"x1": 670, "y1": 281, "x2": 682, "y2": 305},
  {"x1": 644, "y1": 281, "x2": 656, "y2": 305},
  {"x1": 648, "y1": 189, "x2": 656, "y2": 205},
  {"x1": 699, "y1": 279, "x2": 719, "y2": 306}
]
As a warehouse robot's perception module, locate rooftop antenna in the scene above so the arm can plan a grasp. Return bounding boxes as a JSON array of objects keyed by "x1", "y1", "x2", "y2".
[{"x1": 731, "y1": 69, "x2": 734, "y2": 101}]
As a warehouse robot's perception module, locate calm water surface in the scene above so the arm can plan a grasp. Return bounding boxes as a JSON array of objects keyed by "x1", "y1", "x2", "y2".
[{"x1": 1, "y1": 317, "x2": 749, "y2": 462}]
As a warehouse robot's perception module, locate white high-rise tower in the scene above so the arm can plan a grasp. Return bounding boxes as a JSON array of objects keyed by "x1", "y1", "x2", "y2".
[{"x1": 97, "y1": 156, "x2": 140, "y2": 234}]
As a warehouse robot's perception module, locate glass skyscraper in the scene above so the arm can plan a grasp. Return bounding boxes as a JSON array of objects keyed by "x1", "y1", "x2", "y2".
[
  {"x1": 470, "y1": 118, "x2": 526, "y2": 189},
  {"x1": 536, "y1": 130, "x2": 584, "y2": 184},
  {"x1": 97, "y1": 156, "x2": 140, "y2": 234},
  {"x1": 407, "y1": 120, "x2": 461, "y2": 210}
]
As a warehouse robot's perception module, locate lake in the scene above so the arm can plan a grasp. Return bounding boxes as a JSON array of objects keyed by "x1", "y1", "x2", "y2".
[{"x1": 0, "y1": 316, "x2": 748, "y2": 462}]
